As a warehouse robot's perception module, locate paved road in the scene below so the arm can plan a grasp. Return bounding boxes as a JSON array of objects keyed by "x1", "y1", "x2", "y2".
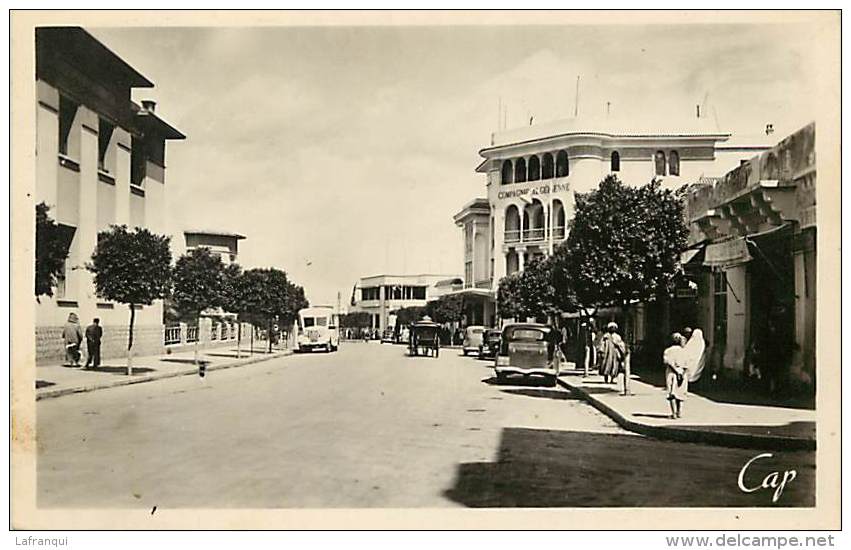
[{"x1": 37, "y1": 342, "x2": 814, "y2": 508}]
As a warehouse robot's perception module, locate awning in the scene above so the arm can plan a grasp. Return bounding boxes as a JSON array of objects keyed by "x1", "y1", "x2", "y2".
[
  {"x1": 679, "y1": 246, "x2": 704, "y2": 266},
  {"x1": 704, "y1": 237, "x2": 752, "y2": 268}
]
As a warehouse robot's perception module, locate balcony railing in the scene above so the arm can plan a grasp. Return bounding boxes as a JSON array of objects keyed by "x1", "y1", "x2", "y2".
[
  {"x1": 523, "y1": 228, "x2": 545, "y2": 241},
  {"x1": 553, "y1": 225, "x2": 566, "y2": 240},
  {"x1": 164, "y1": 326, "x2": 181, "y2": 346},
  {"x1": 504, "y1": 229, "x2": 521, "y2": 243}
]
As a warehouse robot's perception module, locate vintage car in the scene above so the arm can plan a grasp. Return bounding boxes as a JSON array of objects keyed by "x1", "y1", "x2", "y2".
[
  {"x1": 478, "y1": 328, "x2": 502, "y2": 359},
  {"x1": 295, "y1": 306, "x2": 340, "y2": 353},
  {"x1": 380, "y1": 327, "x2": 396, "y2": 344},
  {"x1": 462, "y1": 325, "x2": 486, "y2": 356},
  {"x1": 408, "y1": 319, "x2": 440, "y2": 357},
  {"x1": 494, "y1": 323, "x2": 561, "y2": 386}
]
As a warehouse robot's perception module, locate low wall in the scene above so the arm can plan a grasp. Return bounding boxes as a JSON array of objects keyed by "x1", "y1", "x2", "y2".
[{"x1": 36, "y1": 324, "x2": 164, "y2": 365}]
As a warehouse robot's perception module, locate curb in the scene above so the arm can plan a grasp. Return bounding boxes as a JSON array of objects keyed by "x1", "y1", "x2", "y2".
[
  {"x1": 557, "y1": 378, "x2": 815, "y2": 451},
  {"x1": 36, "y1": 350, "x2": 294, "y2": 401}
]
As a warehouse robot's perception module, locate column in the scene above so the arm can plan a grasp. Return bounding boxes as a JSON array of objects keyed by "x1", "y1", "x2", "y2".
[
  {"x1": 378, "y1": 286, "x2": 386, "y2": 332},
  {"x1": 494, "y1": 207, "x2": 507, "y2": 287},
  {"x1": 470, "y1": 221, "x2": 477, "y2": 286},
  {"x1": 76, "y1": 107, "x2": 99, "y2": 324},
  {"x1": 114, "y1": 128, "x2": 131, "y2": 226}
]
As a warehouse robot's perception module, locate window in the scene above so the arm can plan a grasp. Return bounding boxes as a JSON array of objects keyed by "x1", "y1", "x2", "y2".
[
  {"x1": 541, "y1": 153, "x2": 554, "y2": 179},
  {"x1": 361, "y1": 287, "x2": 380, "y2": 301},
  {"x1": 58, "y1": 95, "x2": 78, "y2": 157},
  {"x1": 668, "y1": 150, "x2": 680, "y2": 176},
  {"x1": 501, "y1": 160, "x2": 513, "y2": 185},
  {"x1": 465, "y1": 261, "x2": 473, "y2": 287},
  {"x1": 412, "y1": 286, "x2": 426, "y2": 300},
  {"x1": 131, "y1": 136, "x2": 146, "y2": 186},
  {"x1": 527, "y1": 155, "x2": 541, "y2": 181},
  {"x1": 654, "y1": 151, "x2": 667, "y2": 176},
  {"x1": 555, "y1": 150, "x2": 569, "y2": 177},
  {"x1": 610, "y1": 151, "x2": 620, "y2": 172},
  {"x1": 514, "y1": 157, "x2": 527, "y2": 183},
  {"x1": 303, "y1": 317, "x2": 315, "y2": 328},
  {"x1": 98, "y1": 118, "x2": 115, "y2": 172}
]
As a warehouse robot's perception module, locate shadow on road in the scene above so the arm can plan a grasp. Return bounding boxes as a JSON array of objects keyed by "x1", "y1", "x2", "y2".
[
  {"x1": 443, "y1": 427, "x2": 814, "y2": 507},
  {"x1": 36, "y1": 380, "x2": 56, "y2": 389},
  {"x1": 500, "y1": 388, "x2": 580, "y2": 401},
  {"x1": 481, "y1": 376, "x2": 554, "y2": 388},
  {"x1": 78, "y1": 366, "x2": 157, "y2": 375},
  {"x1": 160, "y1": 358, "x2": 211, "y2": 366}
]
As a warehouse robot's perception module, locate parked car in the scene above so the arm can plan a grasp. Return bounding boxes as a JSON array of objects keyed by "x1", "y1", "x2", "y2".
[
  {"x1": 494, "y1": 323, "x2": 561, "y2": 386},
  {"x1": 462, "y1": 326, "x2": 485, "y2": 356},
  {"x1": 478, "y1": 328, "x2": 501, "y2": 359},
  {"x1": 381, "y1": 327, "x2": 396, "y2": 344}
]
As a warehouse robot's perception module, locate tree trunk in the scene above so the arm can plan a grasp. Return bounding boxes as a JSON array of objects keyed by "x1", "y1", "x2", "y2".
[{"x1": 127, "y1": 304, "x2": 135, "y2": 376}]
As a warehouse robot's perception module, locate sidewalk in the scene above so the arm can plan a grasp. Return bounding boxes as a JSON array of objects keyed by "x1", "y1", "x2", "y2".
[
  {"x1": 558, "y1": 370, "x2": 816, "y2": 450},
  {"x1": 36, "y1": 342, "x2": 291, "y2": 400}
]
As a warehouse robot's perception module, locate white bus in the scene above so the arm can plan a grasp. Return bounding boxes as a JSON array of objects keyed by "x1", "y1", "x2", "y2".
[{"x1": 296, "y1": 306, "x2": 340, "y2": 353}]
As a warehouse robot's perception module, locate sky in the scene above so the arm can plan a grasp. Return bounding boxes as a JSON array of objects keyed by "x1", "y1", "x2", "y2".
[{"x1": 89, "y1": 22, "x2": 819, "y2": 307}]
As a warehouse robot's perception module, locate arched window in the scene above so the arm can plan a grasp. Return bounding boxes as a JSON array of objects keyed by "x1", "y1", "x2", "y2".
[
  {"x1": 514, "y1": 157, "x2": 527, "y2": 183},
  {"x1": 668, "y1": 150, "x2": 680, "y2": 176},
  {"x1": 541, "y1": 153, "x2": 554, "y2": 179},
  {"x1": 654, "y1": 151, "x2": 667, "y2": 176},
  {"x1": 611, "y1": 151, "x2": 620, "y2": 172},
  {"x1": 504, "y1": 205, "x2": 521, "y2": 244},
  {"x1": 527, "y1": 155, "x2": 541, "y2": 181},
  {"x1": 552, "y1": 199, "x2": 566, "y2": 239},
  {"x1": 501, "y1": 159, "x2": 513, "y2": 185},
  {"x1": 556, "y1": 150, "x2": 569, "y2": 177}
]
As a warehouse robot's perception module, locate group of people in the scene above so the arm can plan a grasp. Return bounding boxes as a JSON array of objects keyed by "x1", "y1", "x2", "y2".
[
  {"x1": 62, "y1": 313, "x2": 103, "y2": 369},
  {"x1": 583, "y1": 319, "x2": 707, "y2": 420}
]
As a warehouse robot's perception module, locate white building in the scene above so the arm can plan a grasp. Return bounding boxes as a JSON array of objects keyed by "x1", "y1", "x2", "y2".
[
  {"x1": 454, "y1": 113, "x2": 771, "y2": 326},
  {"x1": 35, "y1": 27, "x2": 185, "y2": 364},
  {"x1": 352, "y1": 274, "x2": 461, "y2": 332}
]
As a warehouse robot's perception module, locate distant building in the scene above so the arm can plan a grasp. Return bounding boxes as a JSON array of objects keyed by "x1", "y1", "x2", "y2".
[
  {"x1": 35, "y1": 27, "x2": 185, "y2": 364},
  {"x1": 454, "y1": 113, "x2": 772, "y2": 326},
  {"x1": 352, "y1": 274, "x2": 461, "y2": 331},
  {"x1": 183, "y1": 229, "x2": 246, "y2": 265}
]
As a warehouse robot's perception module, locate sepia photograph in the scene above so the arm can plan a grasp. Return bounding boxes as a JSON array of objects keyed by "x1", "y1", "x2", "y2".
[{"x1": 9, "y1": 9, "x2": 841, "y2": 532}]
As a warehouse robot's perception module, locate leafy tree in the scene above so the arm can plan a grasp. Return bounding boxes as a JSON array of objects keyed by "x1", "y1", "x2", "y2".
[
  {"x1": 392, "y1": 306, "x2": 427, "y2": 327},
  {"x1": 172, "y1": 247, "x2": 225, "y2": 365},
  {"x1": 340, "y1": 311, "x2": 372, "y2": 329},
  {"x1": 219, "y1": 262, "x2": 247, "y2": 357},
  {"x1": 557, "y1": 175, "x2": 688, "y2": 310},
  {"x1": 88, "y1": 225, "x2": 172, "y2": 374},
  {"x1": 35, "y1": 202, "x2": 70, "y2": 300},
  {"x1": 496, "y1": 255, "x2": 559, "y2": 322},
  {"x1": 235, "y1": 268, "x2": 304, "y2": 353},
  {"x1": 425, "y1": 294, "x2": 464, "y2": 324}
]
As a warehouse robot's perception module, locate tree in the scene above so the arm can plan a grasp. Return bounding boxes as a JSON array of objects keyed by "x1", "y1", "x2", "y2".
[
  {"x1": 35, "y1": 202, "x2": 70, "y2": 300},
  {"x1": 217, "y1": 262, "x2": 245, "y2": 356},
  {"x1": 172, "y1": 247, "x2": 225, "y2": 366},
  {"x1": 392, "y1": 306, "x2": 427, "y2": 327},
  {"x1": 557, "y1": 175, "x2": 688, "y2": 310},
  {"x1": 496, "y1": 255, "x2": 558, "y2": 322},
  {"x1": 88, "y1": 225, "x2": 172, "y2": 374},
  {"x1": 425, "y1": 294, "x2": 464, "y2": 325},
  {"x1": 340, "y1": 311, "x2": 372, "y2": 329},
  {"x1": 235, "y1": 268, "x2": 302, "y2": 354}
]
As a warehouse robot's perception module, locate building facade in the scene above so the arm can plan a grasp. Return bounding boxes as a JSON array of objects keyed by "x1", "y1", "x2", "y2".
[
  {"x1": 35, "y1": 27, "x2": 185, "y2": 364},
  {"x1": 183, "y1": 230, "x2": 246, "y2": 265},
  {"x1": 352, "y1": 274, "x2": 461, "y2": 332},
  {"x1": 455, "y1": 114, "x2": 769, "y2": 327},
  {"x1": 681, "y1": 123, "x2": 816, "y2": 390}
]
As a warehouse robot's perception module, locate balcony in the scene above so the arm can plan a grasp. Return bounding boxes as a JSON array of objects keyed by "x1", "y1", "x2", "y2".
[
  {"x1": 505, "y1": 229, "x2": 521, "y2": 244},
  {"x1": 552, "y1": 225, "x2": 566, "y2": 240}
]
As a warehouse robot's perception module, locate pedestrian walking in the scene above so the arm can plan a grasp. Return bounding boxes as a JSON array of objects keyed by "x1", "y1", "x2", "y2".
[
  {"x1": 84, "y1": 317, "x2": 103, "y2": 369},
  {"x1": 683, "y1": 328, "x2": 707, "y2": 384},
  {"x1": 597, "y1": 321, "x2": 626, "y2": 384},
  {"x1": 62, "y1": 312, "x2": 83, "y2": 366},
  {"x1": 664, "y1": 332, "x2": 687, "y2": 418}
]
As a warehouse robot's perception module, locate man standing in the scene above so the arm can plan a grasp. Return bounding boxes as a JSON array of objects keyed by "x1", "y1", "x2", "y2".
[
  {"x1": 84, "y1": 318, "x2": 103, "y2": 370},
  {"x1": 597, "y1": 321, "x2": 627, "y2": 384}
]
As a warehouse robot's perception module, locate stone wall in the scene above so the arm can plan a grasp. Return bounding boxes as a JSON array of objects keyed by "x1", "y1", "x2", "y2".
[{"x1": 36, "y1": 324, "x2": 164, "y2": 365}]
